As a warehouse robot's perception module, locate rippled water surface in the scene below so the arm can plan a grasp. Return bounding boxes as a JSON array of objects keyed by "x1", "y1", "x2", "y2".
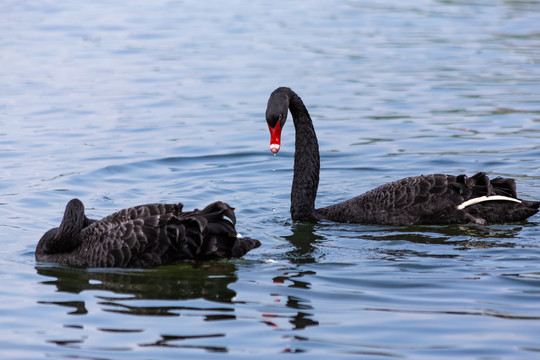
[{"x1": 1, "y1": 0, "x2": 540, "y2": 359}]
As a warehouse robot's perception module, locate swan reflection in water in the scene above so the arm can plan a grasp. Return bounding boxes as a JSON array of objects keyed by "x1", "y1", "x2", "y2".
[
  {"x1": 284, "y1": 219, "x2": 532, "y2": 263},
  {"x1": 34, "y1": 260, "x2": 321, "y2": 350},
  {"x1": 35, "y1": 262, "x2": 239, "y2": 315},
  {"x1": 34, "y1": 221, "x2": 533, "y2": 354}
]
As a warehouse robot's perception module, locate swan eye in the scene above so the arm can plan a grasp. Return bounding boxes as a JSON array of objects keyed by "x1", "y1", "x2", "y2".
[{"x1": 278, "y1": 114, "x2": 283, "y2": 122}]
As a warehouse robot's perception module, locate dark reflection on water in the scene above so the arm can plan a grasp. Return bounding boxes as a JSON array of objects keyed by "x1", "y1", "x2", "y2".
[
  {"x1": 2, "y1": 0, "x2": 539, "y2": 357},
  {"x1": 140, "y1": 333, "x2": 228, "y2": 352},
  {"x1": 36, "y1": 262, "x2": 238, "y2": 315},
  {"x1": 325, "y1": 222, "x2": 532, "y2": 244},
  {"x1": 271, "y1": 268, "x2": 319, "y2": 331},
  {"x1": 283, "y1": 222, "x2": 325, "y2": 264},
  {"x1": 283, "y1": 220, "x2": 532, "y2": 263},
  {"x1": 359, "y1": 223, "x2": 530, "y2": 248},
  {"x1": 34, "y1": 262, "x2": 245, "y2": 354}
]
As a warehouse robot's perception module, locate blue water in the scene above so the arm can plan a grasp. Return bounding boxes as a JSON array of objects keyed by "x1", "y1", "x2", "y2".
[{"x1": 1, "y1": 0, "x2": 540, "y2": 359}]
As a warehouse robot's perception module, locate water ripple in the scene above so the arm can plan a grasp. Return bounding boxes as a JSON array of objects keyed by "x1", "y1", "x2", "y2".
[{"x1": 1, "y1": 0, "x2": 539, "y2": 358}]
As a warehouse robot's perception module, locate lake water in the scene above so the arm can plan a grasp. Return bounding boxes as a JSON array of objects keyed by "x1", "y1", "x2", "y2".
[{"x1": 1, "y1": 0, "x2": 540, "y2": 358}]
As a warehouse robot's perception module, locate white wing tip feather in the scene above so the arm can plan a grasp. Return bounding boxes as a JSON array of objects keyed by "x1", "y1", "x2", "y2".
[{"x1": 457, "y1": 195, "x2": 522, "y2": 210}]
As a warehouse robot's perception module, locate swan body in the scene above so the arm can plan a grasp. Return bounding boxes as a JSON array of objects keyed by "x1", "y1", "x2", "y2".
[
  {"x1": 265, "y1": 87, "x2": 539, "y2": 225},
  {"x1": 36, "y1": 199, "x2": 260, "y2": 268}
]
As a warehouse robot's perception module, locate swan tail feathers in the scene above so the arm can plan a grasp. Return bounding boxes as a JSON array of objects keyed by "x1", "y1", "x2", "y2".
[
  {"x1": 167, "y1": 201, "x2": 256, "y2": 260},
  {"x1": 454, "y1": 173, "x2": 539, "y2": 223}
]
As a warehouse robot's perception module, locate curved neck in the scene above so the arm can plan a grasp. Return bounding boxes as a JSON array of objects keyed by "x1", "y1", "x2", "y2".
[
  {"x1": 37, "y1": 201, "x2": 85, "y2": 255},
  {"x1": 287, "y1": 89, "x2": 320, "y2": 221}
]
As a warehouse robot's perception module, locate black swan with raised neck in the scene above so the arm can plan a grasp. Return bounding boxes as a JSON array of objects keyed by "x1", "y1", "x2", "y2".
[
  {"x1": 36, "y1": 199, "x2": 260, "y2": 268},
  {"x1": 265, "y1": 87, "x2": 539, "y2": 225}
]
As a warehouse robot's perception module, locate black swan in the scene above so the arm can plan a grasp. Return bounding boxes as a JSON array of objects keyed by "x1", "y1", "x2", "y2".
[
  {"x1": 265, "y1": 87, "x2": 539, "y2": 225},
  {"x1": 36, "y1": 199, "x2": 260, "y2": 268}
]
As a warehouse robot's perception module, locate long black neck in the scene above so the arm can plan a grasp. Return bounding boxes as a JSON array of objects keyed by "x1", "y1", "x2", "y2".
[{"x1": 287, "y1": 89, "x2": 320, "y2": 221}]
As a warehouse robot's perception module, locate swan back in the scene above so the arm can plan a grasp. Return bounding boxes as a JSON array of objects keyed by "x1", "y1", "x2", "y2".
[{"x1": 36, "y1": 200, "x2": 260, "y2": 267}]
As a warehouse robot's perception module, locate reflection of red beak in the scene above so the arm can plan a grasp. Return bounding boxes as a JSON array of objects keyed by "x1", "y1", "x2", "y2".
[{"x1": 268, "y1": 122, "x2": 282, "y2": 154}]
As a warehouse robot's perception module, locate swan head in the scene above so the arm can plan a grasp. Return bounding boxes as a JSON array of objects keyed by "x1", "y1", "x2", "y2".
[{"x1": 266, "y1": 87, "x2": 290, "y2": 154}]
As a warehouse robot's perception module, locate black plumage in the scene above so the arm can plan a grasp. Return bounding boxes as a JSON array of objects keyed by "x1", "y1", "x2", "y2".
[
  {"x1": 265, "y1": 87, "x2": 539, "y2": 225},
  {"x1": 36, "y1": 199, "x2": 260, "y2": 268}
]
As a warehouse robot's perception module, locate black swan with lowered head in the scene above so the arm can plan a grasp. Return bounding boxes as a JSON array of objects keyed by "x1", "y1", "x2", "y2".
[
  {"x1": 36, "y1": 199, "x2": 260, "y2": 268},
  {"x1": 265, "y1": 87, "x2": 539, "y2": 225}
]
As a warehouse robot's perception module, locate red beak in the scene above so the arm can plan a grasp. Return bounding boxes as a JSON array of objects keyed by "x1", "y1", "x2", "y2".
[{"x1": 268, "y1": 121, "x2": 282, "y2": 154}]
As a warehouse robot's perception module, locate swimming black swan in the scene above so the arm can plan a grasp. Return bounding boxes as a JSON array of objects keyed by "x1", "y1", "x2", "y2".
[
  {"x1": 265, "y1": 87, "x2": 539, "y2": 225},
  {"x1": 36, "y1": 199, "x2": 260, "y2": 268}
]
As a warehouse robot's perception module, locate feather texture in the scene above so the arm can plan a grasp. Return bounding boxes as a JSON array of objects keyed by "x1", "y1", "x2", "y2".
[
  {"x1": 266, "y1": 87, "x2": 539, "y2": 225},
  {"x1": 36, "y1": 199, "x2": 260, "y2": 268}
]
